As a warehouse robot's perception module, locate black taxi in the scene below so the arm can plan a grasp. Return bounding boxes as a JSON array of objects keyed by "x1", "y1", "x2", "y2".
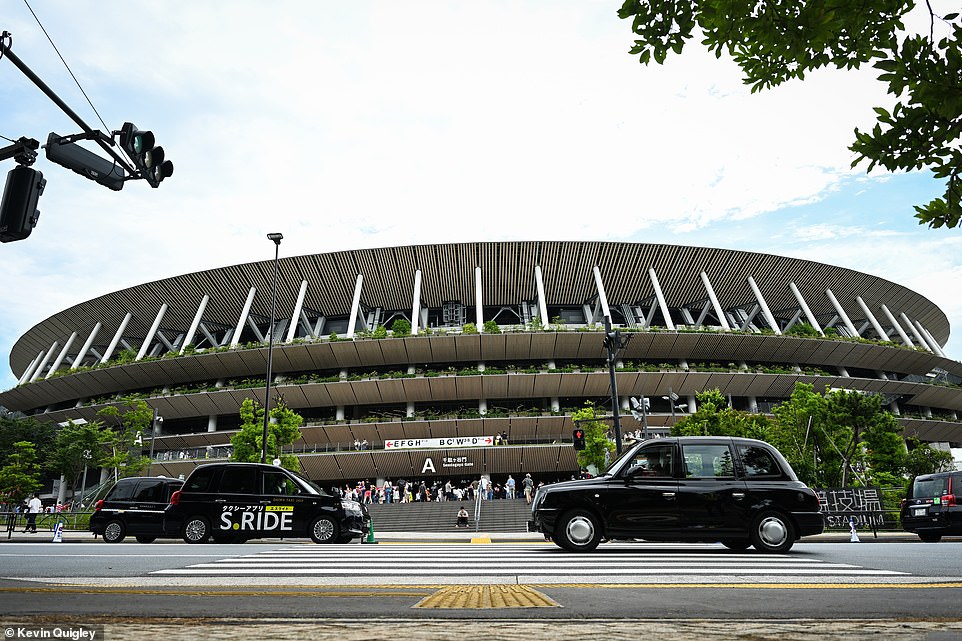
[
  {"x1": 164, "y1": 462, "x2": 369, "y2": 544},
  {"x1": 89, "y1": 475, "x2": 183, "y2": 543},
  {"x1": 529, "y1": 436, "x2": 823, "y2": 552}
]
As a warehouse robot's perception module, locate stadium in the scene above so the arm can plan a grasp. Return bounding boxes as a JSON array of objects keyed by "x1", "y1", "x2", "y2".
[{"x1": 2, "y1": 241, "x2": 960, "y2": 489}]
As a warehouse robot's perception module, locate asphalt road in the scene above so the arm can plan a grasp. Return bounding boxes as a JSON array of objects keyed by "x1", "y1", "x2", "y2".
[{"x1": 1, "y1": 538, "x2": 961, "y2": 640}]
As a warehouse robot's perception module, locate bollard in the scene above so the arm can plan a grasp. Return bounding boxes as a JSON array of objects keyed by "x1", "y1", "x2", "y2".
[{"x1": 848, "y1": 517, "x2": 860, "y2": 543}]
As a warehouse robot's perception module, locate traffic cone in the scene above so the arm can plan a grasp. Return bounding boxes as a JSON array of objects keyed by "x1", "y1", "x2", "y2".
[
  {"x1": 51, "y1": 521, "x2": 63, "y2": 543},
  {"x1": 362, "y1": 519, "x2": 378, "y2": 544},
  {"x1": 849, "y1": 517, "x2": 860, "y2": 543}
]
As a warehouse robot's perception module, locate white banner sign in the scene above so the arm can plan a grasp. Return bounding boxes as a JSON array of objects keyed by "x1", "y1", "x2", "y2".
[{"x1": 385, "y1": 436, "x2": 494, "y2": 449}]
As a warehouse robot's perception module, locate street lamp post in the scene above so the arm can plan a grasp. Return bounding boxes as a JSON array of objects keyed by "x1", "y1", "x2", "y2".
[
  {"x1": 261, "y1": 232, "x2": 283, "y2": 464},
  {"x1": 147, "y1": 409, "x2": 163, "y2": 475}
]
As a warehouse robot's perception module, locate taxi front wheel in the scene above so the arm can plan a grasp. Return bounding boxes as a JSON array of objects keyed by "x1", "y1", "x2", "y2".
[
  {"x1": 310, "y1": 516, "x2": 339, "y2": 544},
  {"x1": 555, "y1": 509, "x2": 602, "y2": 552},
  {"x1": 182, "y1": 516, "x2": 211, "y2": 544}
]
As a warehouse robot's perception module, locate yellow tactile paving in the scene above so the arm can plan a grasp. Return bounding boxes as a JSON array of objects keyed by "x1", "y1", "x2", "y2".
[{"x1": 413, "y1": 584, "x2": 560, "y2": 609}]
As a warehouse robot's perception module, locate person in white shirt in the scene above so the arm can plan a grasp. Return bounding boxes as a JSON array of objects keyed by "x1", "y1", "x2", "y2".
[{"x1": 25, "y1": 494, "x2": 42, "y2": 533}]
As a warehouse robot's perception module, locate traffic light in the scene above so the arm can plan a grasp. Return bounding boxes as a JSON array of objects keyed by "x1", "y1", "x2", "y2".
[
  {"x1": 45, "y1": 133, "x2": 125, "y2": 191},
  {"x1": 572, "y1": 429, "x2": 586, "y2": 451},
  {"x1": 120, "y1": 122, "x2": 173, "y2": 187},
  {"x1": 0, "y1": 165, "x2": 45, "y2": 242}
]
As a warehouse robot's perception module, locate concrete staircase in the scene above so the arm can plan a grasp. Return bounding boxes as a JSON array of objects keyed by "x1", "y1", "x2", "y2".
[{"x1": 366, "y1": 499, "x2": 531, "y2": 532}]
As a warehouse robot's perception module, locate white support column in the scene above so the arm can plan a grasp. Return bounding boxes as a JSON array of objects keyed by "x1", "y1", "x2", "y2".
[
  {"x1": 230, "y1": 288, "x2": 257, "y2": 348},
  {"x1": 475, "y1": 266, "x2": 484, "y2": 331},
  {"x1": 29, "y1": 341, "x2": 59, "y2": 382},
  {"x1": 880, "y1": 304, "x2": 913, "y2": 346},
  {"x1": 72, "y1": 323, "x2": 101, "y2": 369},
  {"x1": 181, "y1": 295, "x2": 210, "y2": 354},
  {"x1": 700, "y1": 271, "x2": 731, "y2": 331},
  {"x1": 411, "y1": 270, "x2": 422, "y2": 334},
  {"x1": 46, "y1": 332, "x2": 78, "y2": 378},
  {"x1": 101, "y1": 313, "x2": 132, "y2": 364},
  {"x1": 856, "y1": 297, "x2": 887, "y2": 340},
  {"x1": 902, "y1": 313, "x2": 931, "y2": 351},
  {"x1": 648, "y1": 267, "x2": 675, "y2": 331},
  {"x1": 825, "y1": 289, "x2": 858, "y2": 337},
  {"x1": 747, "y1": 277, "x2": 781, "y2": 334},
  {"x1": 534, "y1": 265, "x2": 549, "y2": 325},
  {"x1": 919, "y1": 324, "x2": 947, "y2": 357},
  {"x1": 18, "y1": 351, "x2": 45, "y2": 384},
  {"x1": 347, "y1": 274, "x2": 364, "y2": 338},
  {"x1": 285, "y1": 281, "x2": 308, "y2": 343},
  {"x1": 789, "y1": 282, "x2": 824, "y2": 335},
  {"x1": 207, "y1": 416, "x2": 217, "y2": 433},
  {"x1": 592, "y1": 266, "x2": 612, "y2": 320},
  {"x1": 137, "y1": 304, "x2": 169, "y2": 360}
]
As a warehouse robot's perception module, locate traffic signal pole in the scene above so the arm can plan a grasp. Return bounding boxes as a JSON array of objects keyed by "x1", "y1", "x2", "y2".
[
  {"x1": 603, "y1": 315, "x2": 631, "y2": 456},
  {"x1": 0, "y1": 33, "x2": 134, "y2": 175}
]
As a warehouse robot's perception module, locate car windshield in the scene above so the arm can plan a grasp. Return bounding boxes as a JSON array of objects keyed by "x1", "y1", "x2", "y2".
[
  {"x1": 289, "y1": 469, "x2": 328, "y2": 496},
  {"x1": 602, "y1": 441, "x2": 648, "y2": 476},
  {"x1": 913, "y1": 476, "x2": 950, "y2": 498}
]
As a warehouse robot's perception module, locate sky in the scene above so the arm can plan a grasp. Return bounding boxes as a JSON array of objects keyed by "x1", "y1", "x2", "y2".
[{"x1": 1, "y1": 1, "x2": 961, "y2": 394}]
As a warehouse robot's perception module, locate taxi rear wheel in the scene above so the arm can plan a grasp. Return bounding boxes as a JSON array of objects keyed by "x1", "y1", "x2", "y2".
[
  {"x1": 182, "y1": 516, "x2": 211, "y2": 544},
  {"x1": 918, "y1": 533, "x2": 943, "y2": 542},
  {"x1": 555, "y1": 509, "x2": 602, "y2": 552},
  {"x1": 749, "y1": 511, "x2": 795, "y2": 553},
  {"x1": 309, "y1": 516, "x2": 339, "y2": 544},
  {"x1": 102, "y1": 520, "x2": 125, "y2": 543}
]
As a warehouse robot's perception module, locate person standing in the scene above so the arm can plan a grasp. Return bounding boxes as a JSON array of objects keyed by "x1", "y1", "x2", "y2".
[
  {"x1": 25, "y1": 493, "x2": 42, "y2": 533},
  {"x1": 506, "y1": 475, "x2": 516, "y2": 500},
  {"x1": 522, "y1": 473, "x2": 535, "y2": 504}
]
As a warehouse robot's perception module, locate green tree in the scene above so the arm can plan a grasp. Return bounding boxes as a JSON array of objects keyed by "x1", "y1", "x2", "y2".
[
  {"x1": 47, "y1": 421, "x2": 112, "y2": 502},
  {"x1": 572, "y1": 404, "x2": 615, "y2": 474},
  {"x1": 0, "y1": 441, "x2": 42, "y2": 507},
  {"x1": 903, "y1": 436, "x2": 955, "y2": 477},
  {"x1": 617, "y1": 1, "x2": 962, "y2": 229},
  {"x1": 97, "y1": 400, "x2": 154, "y2": 479},
  {"x1": 670, "y1": 389, "x2": 769, "y2": 439},
  {"x1": 483, "y1": 320, "x2": 502, "y2": 334},
  {"x1": 230, "y1": 398, "x2": 303, "y2": 471},
  {"x1": 391, "y1": 318, "x2": 412, "y2": 337},
  {"x1": 0, "y1": 414, "x2": 55, "y2": 468}
]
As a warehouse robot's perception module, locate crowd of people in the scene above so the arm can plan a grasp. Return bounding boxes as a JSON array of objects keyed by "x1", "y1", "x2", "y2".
[{"x1": 334, "y1": 473, "x2": 541, "y2": 505}]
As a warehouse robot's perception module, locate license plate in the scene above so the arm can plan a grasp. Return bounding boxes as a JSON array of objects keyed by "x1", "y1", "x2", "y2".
[{"x1": 912, "y1": 508, "x2": 927, "y2": 517}]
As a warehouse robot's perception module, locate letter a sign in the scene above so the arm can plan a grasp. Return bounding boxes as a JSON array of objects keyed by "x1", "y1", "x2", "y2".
[{"x1": 421, "y1": 457, "x2": 436, "y2": 474}]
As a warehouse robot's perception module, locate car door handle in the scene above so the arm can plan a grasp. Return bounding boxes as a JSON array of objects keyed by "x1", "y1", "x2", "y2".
[
  {"x1": 214, "y1": 498, "x2": 226, "y2": 503},
  {"x1": 732, "y1": 492, "x2": 745, "y2": 499},
  {"x1": 662, "y1": 492, "x2": 676, "y2": 500}
]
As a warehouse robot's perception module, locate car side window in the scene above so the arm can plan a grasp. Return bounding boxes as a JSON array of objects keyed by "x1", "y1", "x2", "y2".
[
  {"x1": 133, "y1": 479, "x2": 165, "y2": 502},
  {"x1": 626, "y1": 444, "x2": 675, "y2": 478},
  {"x1": 219, "y1": 467, "x2": 258, "y2": 494},
  {"x1": 184, "y1": 467, "x2": 217, "y2": 492},
  {"x1": 263, "y1": 471, "x2": 298, "y2": 496},
  {"x1": 682, "y1": 444, "x2": 735, "y2": 478},
  {"x1": 737, "y1": 445, "x2": 783, "y2": 478},
  {"x1": 106, "y1": 480, "x2": 137, "y2": 501}
]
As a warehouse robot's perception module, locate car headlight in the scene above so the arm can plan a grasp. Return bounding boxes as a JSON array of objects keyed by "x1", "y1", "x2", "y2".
[{"x1": 341, "y1": 499, "x2": 363, "y2": 516}]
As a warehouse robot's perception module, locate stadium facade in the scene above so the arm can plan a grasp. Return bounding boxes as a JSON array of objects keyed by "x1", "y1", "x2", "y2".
[{"x1": 2, "y1": 241, "x2": 960, "y2": 487}]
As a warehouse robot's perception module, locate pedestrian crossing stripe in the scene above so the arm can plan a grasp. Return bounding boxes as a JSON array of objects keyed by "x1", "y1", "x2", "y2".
[{"x1": 150, "y1": 544, "x2": 908, "y2": 578}]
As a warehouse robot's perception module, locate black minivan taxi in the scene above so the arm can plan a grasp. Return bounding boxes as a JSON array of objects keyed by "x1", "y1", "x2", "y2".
[
  {"x1": 89, "y1": 476, "x2": 183, "y2": 543},
  {"x1": 901, "y1": 470, "x2": 962, "y2": 542},
  {"x1": 529, "y1": 436, "x2": 823, "y2": 552},
  {"x1": 164, "y1": 462, "x2": 369, "y2": 544}
]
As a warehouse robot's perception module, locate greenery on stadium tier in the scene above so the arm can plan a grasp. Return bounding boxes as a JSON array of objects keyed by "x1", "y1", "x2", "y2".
[
  {"x1": 617, "y1": 0, "x2": 962, "y2": 229},
  {"x1": 26, "y1": 320, "x2": 939, "y2": 387}
]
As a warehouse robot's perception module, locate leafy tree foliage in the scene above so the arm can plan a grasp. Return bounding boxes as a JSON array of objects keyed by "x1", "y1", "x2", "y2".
[
  {"x1": 903, "y1": 436, "x2": 955, "y2": 477},
  {"x1": 0, "y1": 414, "x2": 55, "y2": 467},
  {"x1": 670, "y1": 389, "x2": 769, "y2": 439},
  {"x1": 47, "y1": 421, "x2": 112, "y2": 500},
  {"x1": 0, "y1": 441, "x2": 42, "y2": 506},
  {"x1": 230, "y1": 397, "x2": 303, "y2": 471},
  {"x1": 573, "y1": 404, "x2": 616, "y2": 474},
  {"x1": 97, "y1": 400, "x2": 154, "y2": 479},
  {"x1": 617, "y1": 0, "x2": 962, "y2": 228},
  {"x1": 391, "y1": 319, "x2": 412, "y2": 337}
]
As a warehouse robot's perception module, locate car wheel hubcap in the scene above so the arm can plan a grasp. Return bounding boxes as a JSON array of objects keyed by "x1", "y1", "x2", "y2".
[
  {"x1": 105, "y1": 523, "x2": 121, "y2": 540},
  {"x1": 758, "y1": 517, "x2": 787, "y2": 547},
  {"x1": 186, "y1": 520, "x2": 206, "y2": 541},
  {"x1": 314, "y1": 519, "x2": 334, "y2": 541},
  {"x1": 566, "y1": 516, "x2": 594, "y2": 545}
]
